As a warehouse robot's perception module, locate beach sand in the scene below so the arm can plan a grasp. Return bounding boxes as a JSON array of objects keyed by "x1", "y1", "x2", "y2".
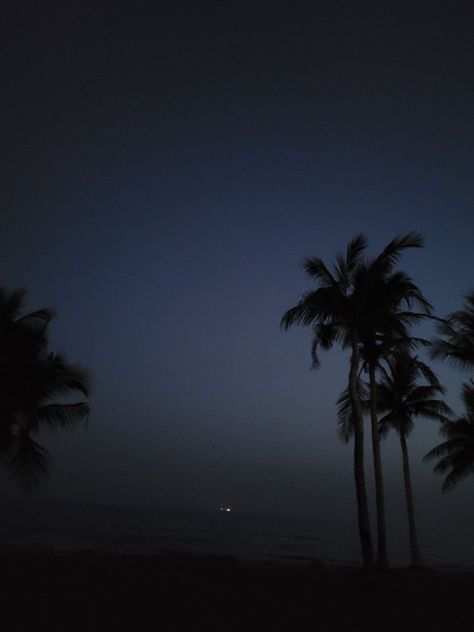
[{"x1": 1, "y1": 551, "x2": 473, "y2": 631}]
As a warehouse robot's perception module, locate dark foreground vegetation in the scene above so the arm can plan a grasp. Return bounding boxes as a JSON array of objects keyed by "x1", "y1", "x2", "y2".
[{"x1": 2, "y1": 551, "x2": 473, "y2": 631}]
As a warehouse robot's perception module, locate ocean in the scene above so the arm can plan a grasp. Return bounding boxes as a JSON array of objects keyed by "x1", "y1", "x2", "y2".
[{"x1": 0, "y1": 500, "x2": 472, "y2": 569}]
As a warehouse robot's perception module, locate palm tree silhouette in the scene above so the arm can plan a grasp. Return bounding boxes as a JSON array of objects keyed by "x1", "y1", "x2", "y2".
[
  {"x1": 431, "y1": 292, "x2": 474, "y2": 370},
  {"x1": 353, "y1": 245, "x2": 432, "y2": 569},
  {"x1": 377, "y1": 352, "x2": 452, "y2": 566},
  {"x1": 0, "y1": 287, "x2": 89, "y2": 487},
  {"x1": 281, "y1": 235, "x2": 374, "y2": 568},
  {"x1": 281, "y1": 233, "x2": 429, "y2": 569},
  {"x1": 424, "y1": 382, "x2": 474, "y2": 492}
]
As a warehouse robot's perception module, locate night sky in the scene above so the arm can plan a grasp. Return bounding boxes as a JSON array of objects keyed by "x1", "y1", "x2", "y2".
[{"x1": 2, "y1": 2, "x2": 473, "y2": 527}]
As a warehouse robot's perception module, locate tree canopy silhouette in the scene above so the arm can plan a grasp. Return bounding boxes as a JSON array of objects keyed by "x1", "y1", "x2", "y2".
[
  {"x1": 431, "y1": 292, "x2": 474, "y2": 370},
  {"x1": 425, "y1": 382, "x2": 474, "y2": 492},
  {"x1": 281, "y1": 232, "x2": 430, "y2": 570},
  {"x1": 0, "y1": 287, "x2": 90, "y2": 488},
  {"x1": 377, "y1": 352, "x2": 451, "y2": 565}
]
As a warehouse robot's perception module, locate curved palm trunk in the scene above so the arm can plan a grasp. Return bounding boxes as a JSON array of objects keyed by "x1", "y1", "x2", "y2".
[
  {"x1": 368, "y1": 363, "x2": 388, "y2": 570},
  {"x1": 399, "y1": 431, "x2": 422, "y2": 567},
  {"x1": 349, "y1": 341, "x2": 375, "y2": 570}
]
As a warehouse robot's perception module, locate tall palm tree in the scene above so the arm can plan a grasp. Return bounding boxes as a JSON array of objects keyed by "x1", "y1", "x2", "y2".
[
  {"x1": 354, "y1": 258, "x2": 432, "y2": 570},
  {"x1": 281, "y1": 232, "x2": 429, "y2": 569},
  {"x1": 282, "y1": 235, "x2": 374, "y2": 568},
  {"x1": 424, "y1": 382, "x2": 474, "y2": 492},
  {"x1": 431, "y1": 292, "x2": 474, "y2": 370},
  {"x1": 377, "y1": 352, "x2": 452, "y2": 566},
  {"x1": 0, "y1": 286, "x2": 90, "y2": 487}
]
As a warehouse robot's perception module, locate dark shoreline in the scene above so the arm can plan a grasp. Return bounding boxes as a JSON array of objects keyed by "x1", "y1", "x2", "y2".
[{"x1": 2, "y1": 550, "x2": 474, "y2": 631}]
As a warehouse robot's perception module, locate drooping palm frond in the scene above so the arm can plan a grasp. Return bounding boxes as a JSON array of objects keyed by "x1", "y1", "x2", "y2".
[
  {"x1": 376, "y1": 270, "x2": 432, "y2": 314},
  {"x1": 370, "y1": 232, "x2": 425, "y2": 276},
  {"x1": 409, "y1": 402, "x2": 453, "y2": 423},
  {"x1": 424, "y1": 382, "x2": 474, "y2": 492},
  {"x1": 35, "y1": 355, "x2": 91, "y2": 400},
  {"x1": 281, "y1": 288, "x2": 338, "y2": 329},
  {"x1": 463, "y1": 380, "x2": 474, "y2": 417},
  {"x1": 0, "y1": 287, "x2": 55, "y2": 331},
  {"x1": 0, "y1": 287, "x2": 27, "y2": 322},
  {"x1": 17, "y1": 308, "x2": 56, "y2": 328},
  {"x1": 377, "y1": 409, "x2": 410, "y2": 438},
  {"x1": 310, "y1": 321, "x2": 348, "y2": 368},
  {"x1": 37, "y1": 402, "x2": 90, "y2": 429},
  {"x1": 283, "y1": 283, "x2": 352, "y2": 326},
  {"x1": 6, "y1": 432, "x2": 50, "y2": 490},
  {"x1": 428, "y1": 439, "x2": 474, "y2": 492},
  {"x1": 405, "y1": 385, "x2": 445, "y2": 404},
  {"x1": 336, "y1": 380, "x2": 370, "y2": 443},
  {"x1": 431, "y1": 292, "x2": 474, "y2": 369}
]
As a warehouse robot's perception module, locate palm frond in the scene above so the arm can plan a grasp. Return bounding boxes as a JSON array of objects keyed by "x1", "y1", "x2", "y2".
[
  {"x1": 424, "y1": 439, "x2": 459, "y2": 461},
  {"x1": 441, "y1": 465, "x2": 474, "y2": 492},
  {"x1": 410, "y1": 404, "x2": 452, "y2": 423},
  {"x1": 378, "y1": 410, "x2": 411, "y2": 437},
  {"x1": 0, "y1": 287, "x2": 27, "y2": 322},
  {"x1": 304, "y1": 257, "x2": 336, "y2": 287},
  {"x1": 280, "y1": 290, "x2": 325, "y2": 329},
  {"x1": 37, "y1": 403, "x2": 89, "y2": 429},
  {"x1": 431, "y1": 292, "x2": 474, "y2": 369},
  {"x1": 461, "y1": 382, "x2": 474, "y2": 418},
  {"x1": 310, "y1": 323, "x2": 336, "y2": 368},
  {"x1": 332, "y1": 234, "x2": 368, "y2": 289},
  {"x1": 424, "y1": 393, "x2": 474, "y2": 492},
  {"x1": 17, "y1": 308, "x2": 56, "y2": 327},
  {"x1": 405, "y1": 385, "x2": 441, "y2": 403},
  {"x1": 371, "y1": 232, "x2": 425, "y2": 274},
  {"x1": 7, "y1": 433, "x2": 50, "y2": 490},
  {"x1": 336, "y1": 381, "x2": 369, "y2": 443}
]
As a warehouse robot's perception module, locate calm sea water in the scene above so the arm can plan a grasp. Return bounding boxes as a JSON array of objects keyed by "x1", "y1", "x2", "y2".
[{"x1": 0, "y1": 500, "x2": 472, "y2": 569}]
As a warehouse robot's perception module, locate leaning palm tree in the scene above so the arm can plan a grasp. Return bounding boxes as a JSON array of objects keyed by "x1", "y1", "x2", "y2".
[
  {"x1": 424, "y1": 382, "x2": 474, "y2": 492},
  {"x1": 0, "y1": 286, "x2": 90, "y2": 487},
  {"x1": 431, "y1": 292, "x2": 474, "y2": 370},
  {"x1": 377, "y1": 352, "x2": 452, "y2": 566},
  {"x1": 281, "y1": 232, "x2": 429, "y2": 569}
]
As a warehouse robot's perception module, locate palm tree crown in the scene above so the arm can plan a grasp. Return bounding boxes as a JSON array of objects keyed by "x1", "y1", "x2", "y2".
[
  {"x1": 377, "y1": 353, "x2": 452, "y2": 437},
  {"x1": 425, "y1": 382, "x2": 474, "y2": 492},
  {"x1": 281, "y1": 232, "x2": 431, "y2": 366},
  {"x1": 0, "y1": 286, "x2": 90, "y2": 487},
  {"x1": 431, "y1": 292, "x2": 474, "y2": 370},
  {"x1": 281, "y1": 234, "x2": 367, "y2": 364},
  {"x1": 336, "y1": 353, "x2": 451, "y2": 440}
]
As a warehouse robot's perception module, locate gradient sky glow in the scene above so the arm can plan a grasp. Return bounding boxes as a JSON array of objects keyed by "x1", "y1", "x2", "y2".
[{"x1": 2, "y1": 3, "x2": 474, "y2": 531}]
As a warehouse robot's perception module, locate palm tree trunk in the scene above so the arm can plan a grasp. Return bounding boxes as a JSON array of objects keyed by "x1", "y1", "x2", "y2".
[
  {"x1": 368, "y1": 363, "x2": 388, "y2": 570},
  {"x1": 400, "y1": 431, "x2": 422, "y2": 567},
  {"x1": 349, "y1": 341, "x2": 375, "y2": 570}
]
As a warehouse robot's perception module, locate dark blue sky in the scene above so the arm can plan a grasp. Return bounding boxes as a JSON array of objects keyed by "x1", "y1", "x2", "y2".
[{"x1": 1, "y1": 3, "x2": 473, "y2": 523}]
